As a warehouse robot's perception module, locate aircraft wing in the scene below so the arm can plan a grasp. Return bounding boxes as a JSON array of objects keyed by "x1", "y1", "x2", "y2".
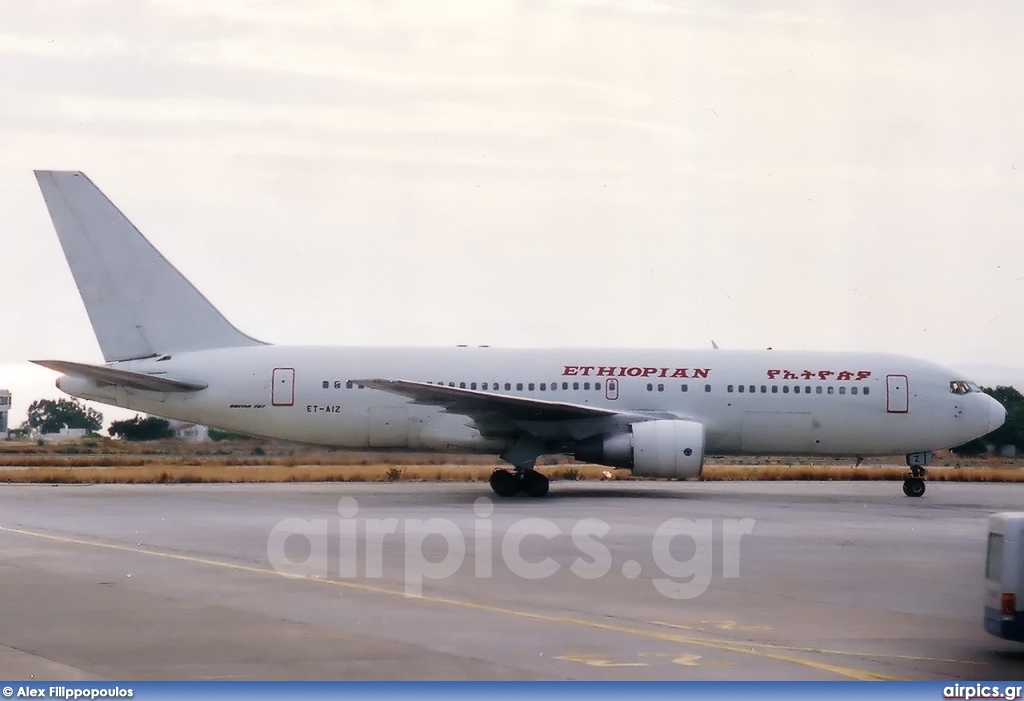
[
  {"x1": 32, "y1": 359, "x2": 208, "y2": 393},
  {"x1": 354, "y1": 379, "x2": 628, "y2": 423}
]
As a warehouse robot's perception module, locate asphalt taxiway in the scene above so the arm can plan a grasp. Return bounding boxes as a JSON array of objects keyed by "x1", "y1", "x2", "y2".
[{"x1": 0, "y1": 480, "x2": 1022, "y2": 680}]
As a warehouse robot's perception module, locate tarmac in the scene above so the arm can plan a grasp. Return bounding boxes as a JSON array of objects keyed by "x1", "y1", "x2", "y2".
[{"x1": 0, "y1": 480, "x2": 1022, "y2": 680}]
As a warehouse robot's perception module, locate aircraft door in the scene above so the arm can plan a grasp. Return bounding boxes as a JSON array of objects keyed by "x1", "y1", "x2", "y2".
[
  {"x1": 272, "y1": 367, "x2": 295, "y2": 406},
  {"x1": 886, "y1": 374, "x2": 909, "y2": 413},
  {"x1": 605, "y1": 378, "x2": 619, "y2": 401}
]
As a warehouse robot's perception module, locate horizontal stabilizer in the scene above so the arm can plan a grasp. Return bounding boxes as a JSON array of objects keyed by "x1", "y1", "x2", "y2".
[{"x1": 32, "y1": 360, "x2": 208, "y2": 393}]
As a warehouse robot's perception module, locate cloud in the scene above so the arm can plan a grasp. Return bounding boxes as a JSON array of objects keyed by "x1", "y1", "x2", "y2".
[{"x1": 2, "y1": 0, "x2": 1023, "y2": 382}]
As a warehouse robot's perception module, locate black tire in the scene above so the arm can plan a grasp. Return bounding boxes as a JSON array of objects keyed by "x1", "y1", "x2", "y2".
[
  {"x1": 904, "y1": 477, "x2": 926, "y2": 498},
  {"x1": 489, "y1": 469, "x2": 519, "y2": 497},
  {"x1": 523, "y1": 470, "x2": 549, "y2": 498}
]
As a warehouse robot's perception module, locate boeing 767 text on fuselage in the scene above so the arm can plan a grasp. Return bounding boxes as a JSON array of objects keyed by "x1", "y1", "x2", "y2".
[{"x1": 31, "y1": 171, "x2": 1006, "y2": 498}]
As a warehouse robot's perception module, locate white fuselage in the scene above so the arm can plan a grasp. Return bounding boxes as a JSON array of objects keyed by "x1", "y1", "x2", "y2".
[{"x1": 57, "y1": 346, "x2": 1001, "y2": 458}]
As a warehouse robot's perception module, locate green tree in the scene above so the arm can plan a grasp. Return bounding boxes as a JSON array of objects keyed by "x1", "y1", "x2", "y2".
[
  {"x1": 208, "y1": 428, "x2": 251, "y2": 442},
  {"x1": 952, "y1": 386, "x2": 1024, "y2": 454},
  {"x1": 24, "y1": 398, "x2": 102, "y2": 434},
  {"x1": 108, "y1": 415, "x2": 175, "y2": 441},
  {"x1": 6, "y1": 426, "x2": 32, "y2": 439},
  {"x1": 983, "y1": 386, "x2": 1024, "y2": 448}
]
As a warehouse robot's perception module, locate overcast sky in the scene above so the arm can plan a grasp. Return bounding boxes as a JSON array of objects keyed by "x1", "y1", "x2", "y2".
[{"x1": 3, "y1": 1, "x2": 1024, "y2": 427}]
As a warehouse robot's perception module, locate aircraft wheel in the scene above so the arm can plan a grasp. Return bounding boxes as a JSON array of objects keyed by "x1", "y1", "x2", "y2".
[
  {"x1": 904, "y1": 477, "x2": 926, "y2": 498},
  {"x1": 523, "y1": 470, "x2": 549, "y2": 498},
  {"x1": 489, "y1": 469, "x2": 518, "y2": 497}
]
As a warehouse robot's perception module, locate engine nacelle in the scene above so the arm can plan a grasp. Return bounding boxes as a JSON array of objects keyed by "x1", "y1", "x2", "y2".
[{"x1": 574, "y1": 419, "x2": 705, "y2": 479}]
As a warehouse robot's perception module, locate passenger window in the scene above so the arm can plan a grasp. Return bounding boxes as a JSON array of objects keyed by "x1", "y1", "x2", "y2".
[
  {"x1": 647, "y1": 383, "x2": 653, "y2": 392},
  {"x1": 783, "y1": 386, "x2": 789, "y2": 394},
  {"x1": 516, "y1": 383, "x2": 523, "y2": 391},
  {"x1": 727, "y1": 385, "x2": 734, "y2": 393},
  {"x1": 322, "y1": 380, "x2": 329, "y2": 389},
  {"x1": 505, "y1": 383, "x2": 512, "y2": 391},
  {"x1": 346, "y1": 381, "x2": 354, "y2": 389},
  {"x1": 334, "y1": 381, "x2": 341, "y2": 389},
  {"x1": 705, "y1": 384, "x2": 711, "y2": 393},
  {"x1": 471, "y1": 382, "x2": 477, "y2": 390},
  {"x1": 863, "y1": 387, "x2": 870, "y2": 395},
  {"x1": 658, "y1": 384, "x2": 664, "y2": 392},
  {"x1": 681, "y1": 384, "x2": 688, "y2": 392},
  {"x1": 460, "y1": 382, "x2": 466, "y2": 389},
  {"x1": 987, "y1": 533, "x2": 1004, "y2": 581},
  {"x1": 738, "y1": 385, "x2": 744, "y2": 393},
  {"x1": 749, "y1": 385, "x2": 756, "y2": 393},
  {"x1": 584, "y1": 382, "x2": 591, "y2": 390},
  {"x1": 540, "y1": 383, "x2": 546, "y2": 391},
  {"x1": 482, "y1": 383, "x2": 489, "y2": 390},
  {"x1": 528, "y1": 383, "x2": 535, "y2": 391},
  {"x1": 851, "y1": 386, "x2": 858, "y2": 395},
  {"x1": 771, "y1": 385, "x2": 778, "y2": 393},
  {"x1": 839, "y1": 386, "x2": 846, "y2": 395},
  {"x1": 563, "y1": 382, "x2": 569, "y2": 390},
  {"x1": 827, "y1": 386, "x2": 834, "y2": 394},
  {"x1": 595, "y1": 382, "x2": 602, "y2": 390},
  {"x1": 815, "y1": 386, "x2": 822, "y2": 394},
  {"x1": 573, "y1": 382, "x2": 579, "y2": 390},
  {"x1": 761, "y1": 385, "x2": 767, "y2": 393}
]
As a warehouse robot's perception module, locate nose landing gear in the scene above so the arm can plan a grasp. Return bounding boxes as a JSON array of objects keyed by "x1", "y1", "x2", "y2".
[
  {"x1": 903, "y1": 452, "x2": 931, "y2": 497},
  {"x1": 903, "y1": 471, "x2": 926, "y2": 497}
]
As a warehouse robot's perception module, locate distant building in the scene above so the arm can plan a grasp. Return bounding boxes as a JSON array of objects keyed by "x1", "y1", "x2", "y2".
[
  {"x1": 169, "y1": 420, "x2": 209, "y2": 442},
  {"x1": 0, "y1": 389, "x2": 9, "y2": 438},
  {"x1": 40, "y1": 428, "x2": 88, "y2": 442}
]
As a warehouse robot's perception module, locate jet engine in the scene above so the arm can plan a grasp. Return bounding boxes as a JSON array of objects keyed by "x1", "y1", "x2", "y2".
[{"x1": 574, "y1": 419, "x2": 705, "y2": 479}]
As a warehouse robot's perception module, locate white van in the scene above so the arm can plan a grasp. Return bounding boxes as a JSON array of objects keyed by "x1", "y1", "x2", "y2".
[{"x1": 985, "y1": 512, "x2": 1024, "y2": 642}]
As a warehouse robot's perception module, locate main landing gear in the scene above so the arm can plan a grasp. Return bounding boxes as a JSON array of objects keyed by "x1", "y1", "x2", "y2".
[
  {"x1": 489, "y1": 468, "x2": 549, "y2": 498},
  {"x1": 491, "y1": 435, "x2": 550, "y2": 498},
  {"x1": 902, "y1": 452, "x2": 931, "y2": 498}
]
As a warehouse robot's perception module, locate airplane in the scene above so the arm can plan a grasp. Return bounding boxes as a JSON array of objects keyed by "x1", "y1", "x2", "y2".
[{"x1": 31, "y1": 170, "x2": 1006, "y2": 498}]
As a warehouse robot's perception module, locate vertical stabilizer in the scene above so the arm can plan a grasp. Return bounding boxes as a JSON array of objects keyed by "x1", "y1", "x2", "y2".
[{"x1": 35, "y1": 171, "x2": 264, "y2": 362}]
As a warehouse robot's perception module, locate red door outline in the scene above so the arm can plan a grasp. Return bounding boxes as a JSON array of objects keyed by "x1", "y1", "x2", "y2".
[
  {"x1": 886, "y1": 374, "x2": 909, "y2": 413},
  {"x1": 604, "y1": 378, "x2": 619, "y2": 401},
  {"x1": 272, "y1": 367, "x2": 295, "y2": 406}
]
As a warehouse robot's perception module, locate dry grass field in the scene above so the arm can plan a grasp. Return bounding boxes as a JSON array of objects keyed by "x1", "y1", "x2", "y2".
[{"x1": 1, "y1": 436, "x2": 1022, "y2": 484}]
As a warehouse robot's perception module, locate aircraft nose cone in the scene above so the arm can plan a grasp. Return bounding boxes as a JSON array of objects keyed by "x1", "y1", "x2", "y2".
[{"x1": 988, "y1": 396, "x2": 1007, "y2": 433}]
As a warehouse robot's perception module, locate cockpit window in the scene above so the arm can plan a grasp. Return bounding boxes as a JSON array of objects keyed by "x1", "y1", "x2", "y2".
[{"x1": 950, "y1": 380, "x2": 979, "y2": 395}]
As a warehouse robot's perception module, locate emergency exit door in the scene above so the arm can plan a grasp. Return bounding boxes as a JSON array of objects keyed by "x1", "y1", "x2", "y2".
[
  {"x1": 272, "y1": 367, "x2": 295, "y2": 406},
  {"x1": 886, "y1": 374, "x2": 909, "y2": 413},
  {"x1": 605, "y1": 378, "x2": 619, "y2": 401}
]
